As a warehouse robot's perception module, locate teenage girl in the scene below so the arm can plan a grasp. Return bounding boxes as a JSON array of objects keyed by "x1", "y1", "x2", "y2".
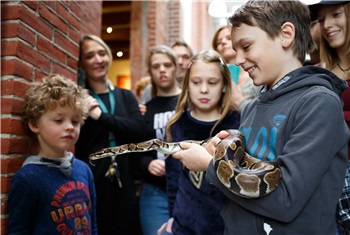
[
  {"x1": 158, "y1": 50, "x2": 240, "y2": 235},
  {"x1": 310, "y1": 1, "x2": 350, "y2": 233}
]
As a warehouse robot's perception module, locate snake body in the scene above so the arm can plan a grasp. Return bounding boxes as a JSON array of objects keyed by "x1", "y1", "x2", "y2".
[
  {"x1": 89, "y1": 139, "x2": 210, "y2": 160},
  {"x1": 89, "y1": 130, "x2": 281, "y2": 198},
  {"x1": 212, "y1": 130, "x2": 281, "y2": 198}
]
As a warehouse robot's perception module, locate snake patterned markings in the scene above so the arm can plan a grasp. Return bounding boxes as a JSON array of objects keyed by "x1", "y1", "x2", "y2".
[
  {"x1": 89, "y1": 129, "x2": 282, "y2": 198},
  {"x1": 213, "y1": 129, "x2": 281, "y2": 198},
  {"x1": 88, "y1": 139, "x2": 185, "y2": 164},
  {"x1": 89, "y1": 139, "x2": 211, "y2": 162}
]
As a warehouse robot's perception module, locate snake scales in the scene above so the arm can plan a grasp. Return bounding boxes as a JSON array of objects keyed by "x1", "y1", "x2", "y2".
[{"x1": 89, "y1": 129, "x2": 281, "y2": 198}]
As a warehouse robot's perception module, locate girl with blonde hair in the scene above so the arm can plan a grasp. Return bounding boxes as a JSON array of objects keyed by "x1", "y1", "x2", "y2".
[{"x1": 159, "y1": 50, "x2": 240, "y2": 235}]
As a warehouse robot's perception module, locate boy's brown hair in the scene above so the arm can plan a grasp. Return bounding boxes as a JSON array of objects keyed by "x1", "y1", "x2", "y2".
[
  {"x1": 22, "y1": 74, "x2": 90, "y2": 129},
  {"x1": 229, "y1": 0, "x2": 315, "y2": 64}
]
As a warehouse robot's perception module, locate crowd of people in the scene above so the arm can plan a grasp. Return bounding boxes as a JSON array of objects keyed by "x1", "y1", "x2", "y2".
[{"x1": 7, "y1": 0, "x2": 350, "y2": 234}]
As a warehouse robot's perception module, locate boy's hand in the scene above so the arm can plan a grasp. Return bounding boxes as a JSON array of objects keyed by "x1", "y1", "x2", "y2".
[
  {"x1": 172, "y1": 130, "x2": 230, "y2": 172},
  {"x1": 205, "y1": 130, "x2": 230, "y2": 155}
]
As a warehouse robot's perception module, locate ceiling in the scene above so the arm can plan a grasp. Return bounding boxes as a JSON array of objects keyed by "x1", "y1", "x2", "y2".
[{"x1": 101, "y1": 1, "x2": 131, "y2": 60}]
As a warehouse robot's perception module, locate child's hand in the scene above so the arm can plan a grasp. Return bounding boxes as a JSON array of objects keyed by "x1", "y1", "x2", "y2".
[
  {"x1": 172, "y1": 130, "x2": 230, "y2": 172},
  {"x1": 148, "y1": 159, "x2": 166, "y2": 176},
  {"x1": 205, "y1": 130, "x2": 230, "y2": 155},
  {"x1": 172, "y1": 143, "x2": 210, "y2": 171},
  {"x1": 157, "y1": 217, "x2": 173, "y2": 235},
  {"x1": 139, "y1": 103, "x2": 147, "y2": 116}
]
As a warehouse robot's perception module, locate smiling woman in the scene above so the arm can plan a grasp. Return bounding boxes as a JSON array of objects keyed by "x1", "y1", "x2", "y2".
[{"x1": 76, "y1": 34, "x2": 147, "y2": 235}]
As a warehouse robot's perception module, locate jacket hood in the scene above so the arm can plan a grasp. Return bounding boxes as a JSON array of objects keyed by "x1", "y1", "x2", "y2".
[{"x1": 259, "y1": 65, "x2": 348, "y2": 103}]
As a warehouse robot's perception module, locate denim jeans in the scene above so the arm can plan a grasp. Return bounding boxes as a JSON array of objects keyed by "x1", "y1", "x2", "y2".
[{"x1": 139, "y1": 182, "x2": 171, "y2": 235}]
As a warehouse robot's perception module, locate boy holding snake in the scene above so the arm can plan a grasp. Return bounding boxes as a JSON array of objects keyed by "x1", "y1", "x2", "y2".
[{"x1": 172, "y1": 1, "x2": 349, "y2": 234}]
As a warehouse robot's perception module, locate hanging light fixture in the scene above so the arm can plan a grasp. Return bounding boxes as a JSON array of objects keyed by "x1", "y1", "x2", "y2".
[{"x1": 208, "y1": 0, "x2": 227, "y2": 18}]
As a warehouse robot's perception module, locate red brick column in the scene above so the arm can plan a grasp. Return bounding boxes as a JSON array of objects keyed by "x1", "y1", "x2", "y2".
[
  {"x1": 167, "y1": 0, "x2": 183, "y2": 45},
  {"x1": 130, "y1": 1, "x2": 168, "y2": 91},
  {"x1": 130, "y1": 0, "x2": 184, "y2": 90},
  {"x1": 0, "y1": 1, "x2": 102, "y2": 234}
]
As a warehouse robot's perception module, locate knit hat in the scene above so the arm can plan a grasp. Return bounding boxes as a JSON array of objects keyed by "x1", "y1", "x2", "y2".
[{"x1": 308, "y1": 1, "x2": 349, "y2": 21}]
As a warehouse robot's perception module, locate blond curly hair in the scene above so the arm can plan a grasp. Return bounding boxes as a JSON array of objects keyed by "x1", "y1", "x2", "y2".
[{"x1": 22, "y1": 74, "x2": 90, "y2": 128}]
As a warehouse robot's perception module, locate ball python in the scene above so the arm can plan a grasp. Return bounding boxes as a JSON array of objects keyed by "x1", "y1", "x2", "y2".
[
  {"x1": 213, "y1": 129, "x2": 281, "y2": 198},
  {"x1": 89, "y1": 129, "x2": 281, "y2": 198}
]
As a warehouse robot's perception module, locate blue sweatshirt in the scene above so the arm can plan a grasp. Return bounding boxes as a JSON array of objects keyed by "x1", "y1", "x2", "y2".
[
  {"x1": 166, "y1": 110, "x2": 240, "y2": 235},
  {"x1": 206, "y1": 65, "x2": 349, "y2": 235},
  {"x1": 8, "y1": 154, "x2": 97, "y2": 235}
]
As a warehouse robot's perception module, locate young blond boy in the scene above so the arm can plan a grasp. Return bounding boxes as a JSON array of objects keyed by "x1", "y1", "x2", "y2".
[
  {"x1": 8, "y1": 74, "x2": 98, "y2": 234},
  {"x1": 172, "y1": 1, "x2": 349, "y2": 234}
]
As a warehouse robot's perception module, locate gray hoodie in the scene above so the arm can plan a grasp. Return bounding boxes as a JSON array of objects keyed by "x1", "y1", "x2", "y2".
[{"x1": 207, "y1": 65, "x2": 349, "y2": 235}]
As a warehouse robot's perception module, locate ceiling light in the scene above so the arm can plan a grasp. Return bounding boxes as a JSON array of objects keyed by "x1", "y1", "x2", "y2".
[
  {"x1": 106, "y1": 27, "x2": 113, "y2": 33},
  {"x1": 116, "y1": 51, "x2": 123, "y2": 57}
]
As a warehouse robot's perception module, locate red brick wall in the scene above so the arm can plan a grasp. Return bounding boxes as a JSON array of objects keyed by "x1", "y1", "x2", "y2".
[
  {"x1": 147, "y1": 1, "x2": 167, "y2": 49},
  {"x1": 130, "y1": 1, "x2": 169, "y2": 91},
  {"x1": 129, "y1": 0, "x2": 212, "y2": 89},
  {"x1": 0, "y1": 1, "x2": 102, "y2": 234},
  {"x1": 130, "y1": 1, "x2": 145, "y2": 91}
]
